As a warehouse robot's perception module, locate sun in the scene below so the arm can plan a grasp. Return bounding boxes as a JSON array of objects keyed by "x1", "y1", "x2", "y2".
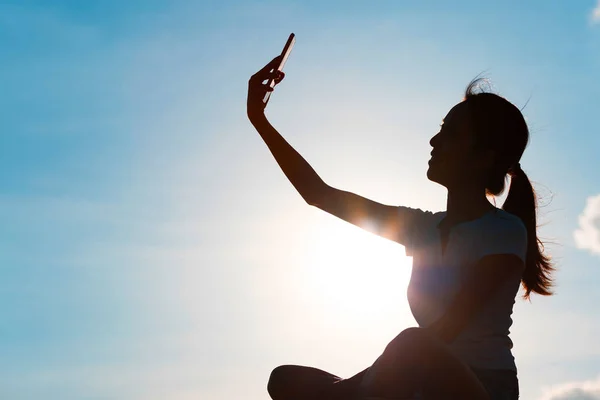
[{"x1": 300, "y1": 217, "x2": 414, "y2": 325}]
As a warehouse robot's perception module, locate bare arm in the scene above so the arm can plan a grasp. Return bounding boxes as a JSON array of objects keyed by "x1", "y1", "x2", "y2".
[
  {"x1": 248, "y1": 113, "x2": 326, "y2": 206},
  {"x1": 247, "y1": 57, "x2": 404, "y2": 243}
]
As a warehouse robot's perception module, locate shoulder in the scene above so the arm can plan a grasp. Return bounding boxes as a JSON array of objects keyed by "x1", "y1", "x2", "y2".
[
  {"x1": 488, "y1": 209, "x2": 527, "y2": 239},
  {"x1": 397, "y1": 206, "x2": 445, "y2": 226},
  {"x1": 477, "y1": 209, "x2": 528, "y2": 262},
  {"x1": 397, "y1": 207, "x2": 444, "y2": 256}
]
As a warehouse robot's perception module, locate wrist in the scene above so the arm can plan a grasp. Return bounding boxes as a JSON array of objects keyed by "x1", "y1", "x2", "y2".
[{"x1": 249, "y1": 111, "x2": 269, "y2": 126}]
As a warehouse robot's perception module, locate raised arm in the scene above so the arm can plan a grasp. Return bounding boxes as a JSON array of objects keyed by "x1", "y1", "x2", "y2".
[{"x1": 247, "y1": 57, "x2": 406, "y2": 243}]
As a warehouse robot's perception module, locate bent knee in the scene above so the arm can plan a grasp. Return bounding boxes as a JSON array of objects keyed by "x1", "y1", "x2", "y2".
[
  {"x1": 386, "y1": 327, "x2": 431, "y2": 352},
  {"x1": 267, "y1": 365, "x2": 293, "y2": 399}
]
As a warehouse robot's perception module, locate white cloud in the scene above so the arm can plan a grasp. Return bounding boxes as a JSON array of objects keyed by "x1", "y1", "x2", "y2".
[
  {"x1": 592, "y1": 0, "x2": 600, "y2": 24},
  {"x1": 538, "y1": 376, "x2": 600, "y2": 400},
  {"x1": 574, "y1": 194, "x2": 600, "y2": 255}
]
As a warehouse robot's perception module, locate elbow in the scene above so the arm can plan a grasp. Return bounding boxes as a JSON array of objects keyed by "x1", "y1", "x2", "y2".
[
  {"x1": 298, "y1": 181, "x2": 330, "y2": 208},
  {"x1": 302, "y1": 186, "x2": 328, "y2": 208},
  {"x1": 303, "y1": 192, "x2": 321, "y2": 207}
]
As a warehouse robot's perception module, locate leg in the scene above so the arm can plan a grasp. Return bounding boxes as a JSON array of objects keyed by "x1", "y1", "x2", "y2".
[
  {"x1": 267, "y1": 364, "x2": 368, "y2": 400},
  {"x1": 360, "y1": 327, "x2": 490, "y2": 400}
]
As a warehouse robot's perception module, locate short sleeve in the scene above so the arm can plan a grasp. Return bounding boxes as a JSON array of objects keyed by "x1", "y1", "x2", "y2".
[
  {"x1": 397, "y1": 206, "x2": 438, "y2": 257},
  {"x1": 477, "y1": 215, "x2": 528, "y2": 263}
]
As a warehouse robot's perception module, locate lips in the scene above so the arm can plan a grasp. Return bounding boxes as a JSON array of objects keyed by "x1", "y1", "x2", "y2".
[
  {"x1": 429, "y1": 154, "x2": 442, "y2": 165},
  {"x1": 429, "y1": 150, "x2": 442, "y2": 164}
]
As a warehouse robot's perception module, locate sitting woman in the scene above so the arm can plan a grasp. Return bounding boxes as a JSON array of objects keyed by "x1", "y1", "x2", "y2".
[{"x1": 246, "y1": 56, "x2": 554, "y2": 400}]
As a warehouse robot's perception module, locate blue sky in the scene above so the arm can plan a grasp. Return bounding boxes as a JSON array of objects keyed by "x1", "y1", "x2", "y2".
[{"x1": 1, "y1": 1, "x2": 600, "y2": 399}]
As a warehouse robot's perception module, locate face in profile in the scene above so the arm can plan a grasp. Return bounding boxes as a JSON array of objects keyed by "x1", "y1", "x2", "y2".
[{"x1": 427, "y1": 102, "x2": 488, "y2": 190}]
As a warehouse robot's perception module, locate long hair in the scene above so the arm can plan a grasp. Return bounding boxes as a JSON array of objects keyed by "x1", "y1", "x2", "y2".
[{"x1": 464, "y1": 79, "x2": 554, "y2": 299}]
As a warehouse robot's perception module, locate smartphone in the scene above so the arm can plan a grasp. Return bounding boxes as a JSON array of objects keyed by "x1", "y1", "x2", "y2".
[{"x1": 263, "y1": 33, "x2": 296, "y2": 105}]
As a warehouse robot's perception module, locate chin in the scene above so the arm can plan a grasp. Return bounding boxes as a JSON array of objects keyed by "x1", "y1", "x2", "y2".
[
  {"x1": 426, "y1": 166, "x2": 447, "y2": 187},
  {"x1": 426, "y1": 165, "x2": 437, "y2": 181}
]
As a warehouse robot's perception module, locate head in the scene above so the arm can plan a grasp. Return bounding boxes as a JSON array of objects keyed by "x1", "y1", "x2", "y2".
[
  {"x1": 427, "y1": 80, "x2": 527, "y2": 194},
  {"x1": 428, "y1": 79, "x2": 554, "y2": 299}
]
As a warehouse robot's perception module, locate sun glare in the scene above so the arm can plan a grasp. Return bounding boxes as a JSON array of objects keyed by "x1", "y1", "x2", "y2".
[{"x1": 301, "y1": 218, "x2": 414, "y2": 328}]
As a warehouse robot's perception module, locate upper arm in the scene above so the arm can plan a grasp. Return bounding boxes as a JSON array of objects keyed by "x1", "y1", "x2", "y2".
[
  {"x1": 430, "y1": 218, "x2": 527, "y2": 342},
  {"x1": 465, "y1": 218, "x2": 528, "y2": 299},
  {"x1": 309, "y1": 184, "x2": 427, "y2": 245},
  {"x1": 466, "y1": 254, "x2": 524, "y2": 296}
]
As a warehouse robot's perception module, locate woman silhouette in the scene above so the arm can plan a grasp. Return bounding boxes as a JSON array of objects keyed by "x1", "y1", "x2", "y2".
[{"x1": 247, "y1": 56, "x2": 553, "y2": 400}]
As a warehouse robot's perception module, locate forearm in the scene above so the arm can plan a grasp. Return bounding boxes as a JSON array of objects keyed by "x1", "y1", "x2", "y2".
[{"x1": 250, "y1": 114, "x2": 327, "y2": 204}]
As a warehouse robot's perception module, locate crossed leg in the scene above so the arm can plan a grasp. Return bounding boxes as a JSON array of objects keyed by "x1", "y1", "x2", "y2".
[{"x1": 267, "y1": 327, "x2": 490, "y2": 400}]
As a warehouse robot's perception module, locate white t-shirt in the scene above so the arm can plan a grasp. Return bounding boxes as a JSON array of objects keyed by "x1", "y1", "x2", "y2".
[{"x1": 400, "y1": 206, "x2": 527, "y2": 371}]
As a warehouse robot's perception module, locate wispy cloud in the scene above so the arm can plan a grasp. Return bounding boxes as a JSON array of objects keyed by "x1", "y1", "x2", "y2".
[
  {"x1": 574, "y1": 194, "x2": 600, "y2": 255},
  {"x1": 538, "y1": 375, "x2": 600, "y2": 400},
  {"x1": 592, "y1": 0, "x2": 600, "y2": 24}
]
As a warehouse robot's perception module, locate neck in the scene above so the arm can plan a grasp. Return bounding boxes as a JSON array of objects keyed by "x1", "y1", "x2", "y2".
[{"x1": 445, "y1": 185, "x2": 494, "y2": 225}]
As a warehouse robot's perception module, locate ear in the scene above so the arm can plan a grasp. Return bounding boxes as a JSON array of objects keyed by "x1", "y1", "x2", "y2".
[{"x1": 476, "y1": 148, "x2": 496, "y2": 171}]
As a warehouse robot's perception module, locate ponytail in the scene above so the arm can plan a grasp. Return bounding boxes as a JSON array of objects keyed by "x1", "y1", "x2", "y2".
[{"x1": 503, "y1": 166, "x2": 554, "y2": 299}]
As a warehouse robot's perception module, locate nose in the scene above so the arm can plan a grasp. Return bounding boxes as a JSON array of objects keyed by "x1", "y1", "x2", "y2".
[{"x1": 429, "y1": 131, "x2": 441, "y2": 148}]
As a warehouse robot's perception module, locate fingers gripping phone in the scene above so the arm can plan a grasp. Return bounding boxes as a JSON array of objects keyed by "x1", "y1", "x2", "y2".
[{"x1": 263, "y1": 33, "x2": 295, "y2": 105}]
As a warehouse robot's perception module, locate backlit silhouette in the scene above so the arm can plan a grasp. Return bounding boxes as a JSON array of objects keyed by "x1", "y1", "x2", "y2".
[{"x1": 247, "y1": 50, "x2": 553, "y2": 400}]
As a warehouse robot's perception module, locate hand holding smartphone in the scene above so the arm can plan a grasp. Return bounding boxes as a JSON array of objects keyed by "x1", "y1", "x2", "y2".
[{"x1": 263, "y1": 33, "x2": 296, "y2": 105}]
